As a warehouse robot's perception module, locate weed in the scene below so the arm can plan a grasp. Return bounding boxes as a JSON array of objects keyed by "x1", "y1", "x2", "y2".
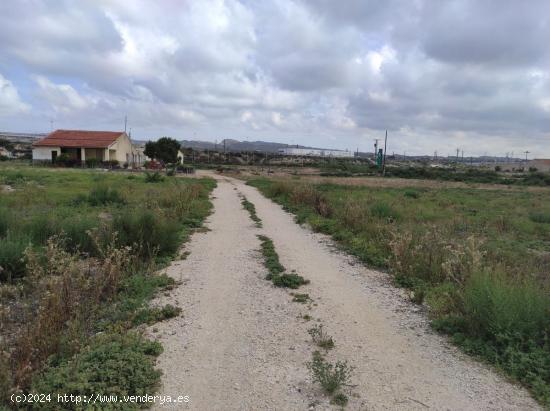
[
  {"x1": 132, "y1": 304, "x2": 182, "y2": 326},
  {"x1": 308, "y1": 351, "x2": 353, "y2": 395},
  {"x1": 242, "y1": 197, "x2": 262, "y2": 227},
  {"x1": 293, "y1": 293, "x2": 311, "y2": 303},
  {"x1": 272, "y1": 272, "x2": 310, "y2": 289},
  {"x1": 257, "y1": 235, "x2": 285, "y2": 278},
  {"x1": 302, "y1": 314, "x2": 312, "y2": 321},
  {"x1": 144, "y1": 171, "x2": 164, "y2": 183},
  {"x1": 331, "y1": 392, "x2": 349, "y2": 407},
  {"x1": 308, "y1": 324, "x2": 335, "y2": 350},
  {"x1": 81, "y1": 186, "x2": 126, "y2": 206},
  {"x1": 529, "y1": 211, "x2": 550, "y2": 224},
  {"x1": 32, "y1": 332, "x2": 162, "y2": 410}
]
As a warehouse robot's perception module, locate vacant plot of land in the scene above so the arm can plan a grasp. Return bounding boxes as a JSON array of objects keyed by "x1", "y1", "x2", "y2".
[
  {"x1": 248, "y1": 177, "x2": 550, "y2": 406},
  {"x1": 150, "y1": 173, "x2": 539, "y2": 410},
  {"x1": 0, "y1": 164, "x2": 214, "y2": 407}
]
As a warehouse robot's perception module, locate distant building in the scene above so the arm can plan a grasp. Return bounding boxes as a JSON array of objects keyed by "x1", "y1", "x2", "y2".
[
  {"x1": 32, "y1": 129, "x2": 146, "y2": 166},
  {"x1": 277, "y1": 147, "x2": 354, "y2": 158},
  {"x1": 0, "y1": 146, "x2": 13, "y2": 158}
]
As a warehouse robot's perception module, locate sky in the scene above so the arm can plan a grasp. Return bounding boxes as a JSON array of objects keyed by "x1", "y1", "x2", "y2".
[{"x1": 0, "y1": 0, "x2": 549, "y2": 157}]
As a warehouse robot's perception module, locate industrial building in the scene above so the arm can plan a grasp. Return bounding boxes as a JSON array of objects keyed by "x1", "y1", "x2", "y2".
[{"x1": 277, "y1": 147, "x2": 354, "y2": 158}]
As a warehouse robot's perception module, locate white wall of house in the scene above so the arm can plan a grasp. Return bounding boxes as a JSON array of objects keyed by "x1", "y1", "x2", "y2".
[
  {"x1": 32, "y1": 146, "x2": 60, "y2": 161},
  {"x1": 107, "y1": 133, "x2": 133, "y2": 163}
]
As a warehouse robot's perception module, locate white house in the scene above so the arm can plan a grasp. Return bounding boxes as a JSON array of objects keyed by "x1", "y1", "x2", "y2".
[{"x1": 32, "y1": 129, "x2": 146, "y2": 166}]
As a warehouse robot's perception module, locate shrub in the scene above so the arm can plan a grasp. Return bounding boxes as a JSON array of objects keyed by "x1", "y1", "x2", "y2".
[
  {"x1": 403, "y1": 189, "x2": 420, "y2": 199},
  {"x1": 290, "y1": 185, "x2": 333, "y2": 218},
  {"x1": 25, "y1": 213, "x2": 58, "y2": 245},
  {"x1": 144, "y1": 172, "x2": 164, "y2": 183},
  {"x1": 0, "y1": 234, "x2": 29, "y2": 281},
  {"x1": 529, "y1": 211, "x2": 550, "y2": 224},
  {"x1": 370, "y1": 201, "x2": 399, "y2": 220},
  {"x1": 86, "y1": 186, "x2": 126, "y2": 206},
  {"x1": 113, "y1": 210, "x2": 180, "y2": 258},
  {"x1": 32, "y1": 332, "x2": 162, "y2": 410},
  {"x1": 462, "y1": 272, "x2": 550, "y2": 344},
  {"x1": 308, "y1": 351, "x2": 353, "y2": 395},
  {"x1": 85, "y1": 158, "x2": 99, "y2": 168},
  {"x1": 0, "y1": 208, "x2": 10, "y2": 237}
]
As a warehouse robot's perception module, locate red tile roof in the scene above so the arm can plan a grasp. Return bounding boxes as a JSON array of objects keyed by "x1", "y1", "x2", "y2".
[{"x1": 33, "y1": 130, "x2": 125, "y2": 148}]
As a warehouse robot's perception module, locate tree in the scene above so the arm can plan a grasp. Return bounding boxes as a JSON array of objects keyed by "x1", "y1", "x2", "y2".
[{"x1": 144, "y1": 137, "x2": 180, "y2": 165}]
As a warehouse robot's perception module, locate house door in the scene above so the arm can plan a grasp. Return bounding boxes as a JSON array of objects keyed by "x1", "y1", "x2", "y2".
[{"x1": 51, "y1": 151, "x2": 57, "y2": 162}]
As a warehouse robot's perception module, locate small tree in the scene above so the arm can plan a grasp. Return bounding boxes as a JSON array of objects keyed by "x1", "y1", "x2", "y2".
[{"x1": 144, "y1": 137, "x2": 180, "y2": 165}]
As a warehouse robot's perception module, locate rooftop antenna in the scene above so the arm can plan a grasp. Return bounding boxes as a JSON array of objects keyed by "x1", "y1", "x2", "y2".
[{"x1": 124, "y1": 115, "x2": 127, "y2": 133}]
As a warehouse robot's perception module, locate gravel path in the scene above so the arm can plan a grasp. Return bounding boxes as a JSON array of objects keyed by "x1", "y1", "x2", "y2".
[{"x1": 150, "y1": 173, "x2": 539, "y2": 410}]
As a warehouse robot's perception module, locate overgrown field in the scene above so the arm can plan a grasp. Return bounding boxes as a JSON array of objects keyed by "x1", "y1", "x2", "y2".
[
  {"x1": 0, "y1": 164, "x2": 215, "y2": 409},
  {"x1": 248, "y1": 177, "x2": 550, "y2": 406}
]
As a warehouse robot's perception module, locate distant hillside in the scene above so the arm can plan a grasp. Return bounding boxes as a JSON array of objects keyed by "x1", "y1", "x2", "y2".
[{"x1": 180, "y1": 138, "x2": 318, "y2": 153}]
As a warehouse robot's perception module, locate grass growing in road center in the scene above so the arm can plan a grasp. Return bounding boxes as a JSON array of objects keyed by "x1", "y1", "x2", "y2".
[
  {"x1": 241, "y1": 195, "x2": 262, "y2": 227},
  {"x1": 257, "y1": 234, "x2": 309, "y2": 289}
]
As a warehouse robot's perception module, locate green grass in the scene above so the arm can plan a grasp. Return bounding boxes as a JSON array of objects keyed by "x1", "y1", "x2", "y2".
[
  {"x1": 257, "y1": 234, "x2": 309, "y2": 289},
  {"x1": 0, "y1": 163, "x2": 215, "y2": 407},
  {"x1": 32, "y1": 332, "x2": 162, "y2": 411},
  {"x1": 249, "y1": 177, "x2": 550, "y2": 406},
  {"x1": 257, "y1": 235, "x2": 285, "y2": 279},
  {"x1": 241, "y1": 196, "x2": 262, "y2": 227}
]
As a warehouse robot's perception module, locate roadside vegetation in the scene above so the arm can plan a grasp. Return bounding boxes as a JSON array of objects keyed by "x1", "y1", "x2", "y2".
[
  {"x1": 319, "y1": 162, "x2": 550, "y2": 186},
  {"x1": 248, "y1": 177, "x2": 550, "y2": 406},
  {"x1": 0, "y1": 164, "x2": 215, "y2": 408}
]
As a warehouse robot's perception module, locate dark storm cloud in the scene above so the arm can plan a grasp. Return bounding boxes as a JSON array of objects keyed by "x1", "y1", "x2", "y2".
[{"x1": 0, "y1": 0, "x2": 549, "y2": 156}]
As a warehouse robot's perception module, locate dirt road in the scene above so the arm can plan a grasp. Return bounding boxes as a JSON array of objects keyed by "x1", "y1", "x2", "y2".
[{"x1": 150, "y1": 173, "x2": 539, "y2": 410}]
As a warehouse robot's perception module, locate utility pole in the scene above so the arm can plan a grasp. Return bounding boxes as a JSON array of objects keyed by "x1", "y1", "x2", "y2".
[
  {"x1": 374, "y1": 139, "x2": 379, "y2": 160},
  {"x1": 524, "y1": 151, "x2": 530, "y2": 161},
  {"x1": 382, "y1": 130, "x2": 388, "y2": 176},
  {"x1": 456, "y1": 148, "x2": 460, "y2": 162}
]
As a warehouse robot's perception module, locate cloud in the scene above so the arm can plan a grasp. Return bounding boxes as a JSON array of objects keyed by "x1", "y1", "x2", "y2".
[
  {"x1": 0, "y1": 0, "x2": 549, "y2": 156},
  {"x1": 0, "y1": 73, "x2": 29, "y2": 116}
]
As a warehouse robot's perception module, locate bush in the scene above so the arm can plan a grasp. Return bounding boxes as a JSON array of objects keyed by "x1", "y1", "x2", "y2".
[
  {"x1": 85, "y1": 186, "x2": 126, "y2": 206},
  {"x1": 26, "y1": 213, "x2": 58, "y2": 244},
  {"x1": 529, "y1": 211, "x2": 550, "y2": 224},
  {"x1": 32, "y1": 332, "x2": 162, "y2": 410},
  {"x1": 113, "y1": 210, "x2": 180, "y2": 258},
  {"x1": 0, "y1": 234, "x2": 29, "y2": 281},
  {"x1": 0, "y1": 207, "x2": 11, "y2": 237},
  {"x1": 462, "y1": 272, "x2": 549, "y2": 344},
  {"x1": 85, "y1": 158, "x2": 99, "y2": 168},
  {"x1": 145, "y1": 171, "x2": 164, "y2": 183}
]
